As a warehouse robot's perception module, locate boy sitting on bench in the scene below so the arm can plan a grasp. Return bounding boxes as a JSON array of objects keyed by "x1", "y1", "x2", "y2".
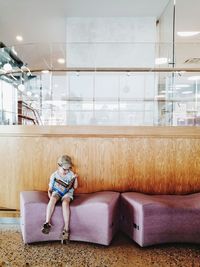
[{"x1": 41, "y1": 155, "x2": 78, "y2": 242}]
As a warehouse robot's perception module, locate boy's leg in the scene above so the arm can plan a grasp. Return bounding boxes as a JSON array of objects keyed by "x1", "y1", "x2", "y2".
[
  {"x1": 41, "y1": 194, "x2": 59, "y2": 234},
  {"x1": 46, "y1": 195, "x2": 59, "y2": 223},
  {"x1": 61, "y1": 197, "x2": 71, "y2": 232},
  {"x1": 60, "y1": 196, "x2": 71, "y2": 243}
]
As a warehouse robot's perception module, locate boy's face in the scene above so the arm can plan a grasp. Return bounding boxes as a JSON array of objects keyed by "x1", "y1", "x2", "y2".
[{"x1": 58, "y1": 164, "x2": 70, "y2": 176}]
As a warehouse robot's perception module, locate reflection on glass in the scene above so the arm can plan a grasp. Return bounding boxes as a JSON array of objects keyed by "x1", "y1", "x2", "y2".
[
  {"x1": 1, "y1": 70, "x2": 197, "y2": 126},
  {"x1": 1, "y1": 69, "x2": 200, "y2": 126},
  {"x1": 1, "y1": 40, "x2": 200, "y2": 126}
]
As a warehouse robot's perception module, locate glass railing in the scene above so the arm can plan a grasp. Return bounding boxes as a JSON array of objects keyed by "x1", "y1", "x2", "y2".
[{"x1": 1, "y1": 42, "x2": 200, "y2": 126}]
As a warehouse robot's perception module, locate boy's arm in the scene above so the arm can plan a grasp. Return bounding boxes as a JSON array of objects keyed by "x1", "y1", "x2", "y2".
[
  {"x1": 73, "y1": 175, "x2": 78, "y2": 189},
  {"x1": 48, "y1": 174, "x2": 54, "y2": 198}
]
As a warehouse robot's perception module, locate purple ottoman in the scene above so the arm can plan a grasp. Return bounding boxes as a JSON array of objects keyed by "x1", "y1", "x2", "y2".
[
  {"x1": 20, "y1": 191, "x2": 120, "y2": 245},
  {"x1": 120, "y1": 192, "x2": 200, "y2": 247}
]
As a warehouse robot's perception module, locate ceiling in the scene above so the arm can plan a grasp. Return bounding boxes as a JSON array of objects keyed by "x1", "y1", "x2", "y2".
[
  {"x1": 0, "y1": 0, "x2": 169, "y2": 45},
  {"x1": 1, "y1": 0, "x2": 200, "y2": 44},
  {"x1": 0, "y1": 0, "x2": 200, "y2": 70}
]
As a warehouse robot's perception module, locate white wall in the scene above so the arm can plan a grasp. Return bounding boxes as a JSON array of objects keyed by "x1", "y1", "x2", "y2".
[
  {"x1": 66, "y1": 17, "x2": 156, "y2": 68},
  {"x1": 63, "y1": 17, "x2": 158, "y2": 125}
]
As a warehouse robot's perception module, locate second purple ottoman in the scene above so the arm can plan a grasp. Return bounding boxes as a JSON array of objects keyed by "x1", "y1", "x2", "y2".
[
  {"x1": 120, "y1": 192, "x2": 200, "y2": 247},
  {"x1": 20, "y1": 191, "x2": 120, "y2": 245}
]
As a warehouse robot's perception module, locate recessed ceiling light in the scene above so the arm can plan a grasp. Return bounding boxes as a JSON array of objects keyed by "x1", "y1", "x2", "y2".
[
  {"x1": 57, "y1": 58, "x2": 65, "y2": 64},
  {"x1": 188, "y1": 76, "x2": 200, "y2": 81},
  {"x1": 155, "y1": 57, "x2": 168, "y2": 65},
  {"x1": 16, "y1": 35, "x2": 23, "y2": 42},
  {"x1": 177, "y1": 31, "x2": 200, "y2": 37}
]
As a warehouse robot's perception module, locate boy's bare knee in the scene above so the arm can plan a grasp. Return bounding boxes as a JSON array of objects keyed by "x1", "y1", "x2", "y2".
[
  {"x1": 50, "y1": 195, "x2": 58, "y2": 203},
  {"x1": 62, "y1": 198, "x2": 70, "y2": 205}
]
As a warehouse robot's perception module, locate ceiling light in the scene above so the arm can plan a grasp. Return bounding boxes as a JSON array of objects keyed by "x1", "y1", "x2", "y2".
[
  {"x1": 41, "y1": 70, "x2": 49, "y2": 74},
  {"x1": 3, "y1": 63, "x2": 12, "y2": 72},
  {"x1": 18, "y1": 84, "x2": 25, "y2": 91},
  {"x1": 16, "y1": 35, "x2": 23, "y2": 42},
  {"x1": 155, "y1": 58, "x2": 168, "y2": 65},
  {"x1": 188, "y1": 76, "x2": 200, "y2": 81},
  {"x1": 57, "y1": 58, "x2": 65, "y2": 64},
  {"x1": 177, "y1": 32, "x2": 200, "y2": 37}
]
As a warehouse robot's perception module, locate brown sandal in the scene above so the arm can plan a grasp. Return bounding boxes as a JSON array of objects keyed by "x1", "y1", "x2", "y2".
[
  {"x1": 61, "y1": 229, "x2": 70, "y2": 244},
  {"x1": 41, "y1": 222, "x2": 51, "y2": 234}
]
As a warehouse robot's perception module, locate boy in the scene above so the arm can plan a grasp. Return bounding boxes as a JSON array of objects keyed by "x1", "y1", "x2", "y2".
[{"x1": 41, "y1": 155, "x2": 78, "y2": 241}]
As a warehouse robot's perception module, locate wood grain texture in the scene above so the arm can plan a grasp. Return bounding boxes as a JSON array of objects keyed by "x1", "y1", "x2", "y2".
[
  {"x1": 0, "y1": 126, "x2": 200, "y2": 209},
  {"x1": 1, "y1": 125, "x2": 200, "y2": 137}
]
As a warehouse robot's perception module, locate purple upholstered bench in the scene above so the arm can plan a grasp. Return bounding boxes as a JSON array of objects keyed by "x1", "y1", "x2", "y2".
[
  {"x1": 120, "y1": 192, "x2": 200, "y2": 247},
  {"x1": 20, "y1": 191, "x2": 120, "y2": 245}
]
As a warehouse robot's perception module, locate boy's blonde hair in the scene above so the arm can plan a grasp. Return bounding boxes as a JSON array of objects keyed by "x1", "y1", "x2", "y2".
[{"x1": 57, "y1": 155, "x2": 73, "y2": 169}]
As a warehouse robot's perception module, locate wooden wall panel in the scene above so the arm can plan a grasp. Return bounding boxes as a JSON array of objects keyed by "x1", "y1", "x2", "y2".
[{"x1": 1, "y1": 126, "x2": 200, "y2": 209}]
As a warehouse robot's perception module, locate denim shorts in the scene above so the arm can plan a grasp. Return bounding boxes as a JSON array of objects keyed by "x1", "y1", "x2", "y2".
[{"x1": 52, "y1": 191, "x2": 73, "y2": 201}]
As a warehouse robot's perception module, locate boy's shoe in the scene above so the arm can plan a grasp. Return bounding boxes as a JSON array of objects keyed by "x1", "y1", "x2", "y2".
[
  {"x1": 60, "y1": 229, "x2": 70, "y2": 244},
  {"x1": 41, "y1": 222, "x2": 51, "y2": 234}
]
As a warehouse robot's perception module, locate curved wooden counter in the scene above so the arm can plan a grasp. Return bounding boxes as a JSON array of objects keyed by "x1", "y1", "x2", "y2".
[{"x1": 1, "y1": 126, "x2": 200, "y2": 209}]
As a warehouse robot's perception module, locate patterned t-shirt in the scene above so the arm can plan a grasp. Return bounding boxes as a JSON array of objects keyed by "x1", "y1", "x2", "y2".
[{"x1": 49, "y1": 170, "x2": 75, "y2": 199}]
